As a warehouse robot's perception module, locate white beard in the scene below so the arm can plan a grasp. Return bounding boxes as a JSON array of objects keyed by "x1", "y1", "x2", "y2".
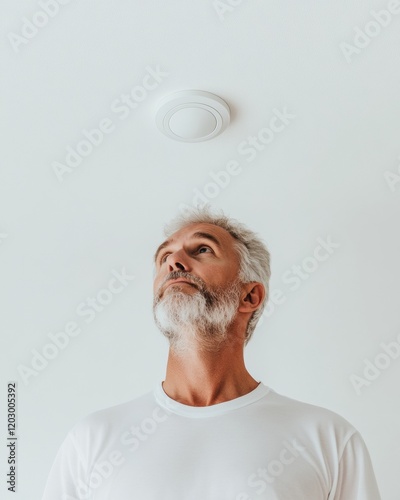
[{"x1": 153, "y1": 275, "x2": 242, "y2": 355}]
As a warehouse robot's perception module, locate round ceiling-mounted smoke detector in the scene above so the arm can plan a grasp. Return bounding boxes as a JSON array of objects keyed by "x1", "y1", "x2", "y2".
[{"x1": 155, "y1": 90, "x2": 230, "y2": 142}]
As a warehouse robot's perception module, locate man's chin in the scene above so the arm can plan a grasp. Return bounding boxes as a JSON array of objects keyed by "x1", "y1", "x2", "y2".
[
  {"x1": 155, "y1": 309, "x2": 231, "y2": 352},
  {"x1": 160, "y1": 284, "x2": 198, "y2": 300}
]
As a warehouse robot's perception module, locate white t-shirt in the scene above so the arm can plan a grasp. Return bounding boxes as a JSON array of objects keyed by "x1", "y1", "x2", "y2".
[{"x1": 41, "y1": 381, "x2": 381, "y2": 500}]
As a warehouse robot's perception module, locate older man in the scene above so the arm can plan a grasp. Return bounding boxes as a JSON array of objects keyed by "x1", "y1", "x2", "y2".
[{"x1": 42, "y1": 206, "x2": 381, "y2": 500}]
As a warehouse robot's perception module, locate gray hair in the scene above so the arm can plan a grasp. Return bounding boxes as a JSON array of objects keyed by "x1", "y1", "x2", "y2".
[{"x1": 157, "y1": 204, "x2": 271, "y2": 345}]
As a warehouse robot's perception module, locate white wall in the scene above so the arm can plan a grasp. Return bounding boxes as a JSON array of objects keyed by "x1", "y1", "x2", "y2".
[{"x1": 1, "y1": 1, "x2": 399, "y2": 499}]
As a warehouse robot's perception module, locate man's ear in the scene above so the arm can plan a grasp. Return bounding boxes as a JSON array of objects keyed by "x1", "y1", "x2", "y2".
[{"x1": 238, "y1": 282, "x2": 265, "y2": 313}]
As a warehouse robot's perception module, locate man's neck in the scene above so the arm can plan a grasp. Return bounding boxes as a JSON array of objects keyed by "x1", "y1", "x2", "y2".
[{"x1": 162, "y1": 345, "x2": 259, "y2": 407}]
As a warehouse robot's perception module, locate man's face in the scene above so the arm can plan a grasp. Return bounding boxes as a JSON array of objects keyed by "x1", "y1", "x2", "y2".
[{"x1": 152, "y1": 222, "x2": 243, "y2": 353}]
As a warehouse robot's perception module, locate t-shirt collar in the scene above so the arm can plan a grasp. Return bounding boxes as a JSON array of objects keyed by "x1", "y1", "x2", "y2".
[{"x1": 153, "y1": 380, "x2": 270, "y2": 418}]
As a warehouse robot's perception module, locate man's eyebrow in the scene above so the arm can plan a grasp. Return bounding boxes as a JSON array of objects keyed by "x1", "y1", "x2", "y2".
[{"x1": 154, "y1": 231, "x2": 222, "y2": 264}]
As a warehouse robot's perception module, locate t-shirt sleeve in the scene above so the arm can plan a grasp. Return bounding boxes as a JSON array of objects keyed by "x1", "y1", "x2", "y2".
[
  {"x1": 331, "y1": 431, "x2": 381, "y2": 500},
  {"x1": 41, "y1": 429, "x2": 87, "y2": 500}
]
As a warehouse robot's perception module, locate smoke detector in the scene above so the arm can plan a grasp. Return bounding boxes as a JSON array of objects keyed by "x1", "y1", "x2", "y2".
[{"x1": 155, "y1": 90, "x2": 230, "y2": 142}]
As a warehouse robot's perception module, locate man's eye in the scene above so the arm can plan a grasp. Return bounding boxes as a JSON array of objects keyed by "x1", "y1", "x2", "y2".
[
  {"x1": 198, "y1": 245, "x2": 211, "y2": 254},
  {"x1": 159, "y1": 245, "x2": 211, "y2": 265},
  {"x1": 159, "y1": 253, "x2": 170, "y2": 264}
]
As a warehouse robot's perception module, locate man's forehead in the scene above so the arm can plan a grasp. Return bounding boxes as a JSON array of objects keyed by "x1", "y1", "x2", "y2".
[{"x1": 172, "y1": 222, "x2": 231, "y2": 239}]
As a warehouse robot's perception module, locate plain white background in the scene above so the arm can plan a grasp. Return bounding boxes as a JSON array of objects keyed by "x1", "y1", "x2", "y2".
[{"x1": 1, "y1": 1, "x2": 399, "y2": 499}]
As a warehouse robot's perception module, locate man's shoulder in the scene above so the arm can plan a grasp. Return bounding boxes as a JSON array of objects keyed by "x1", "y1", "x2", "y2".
[
  {"x1": 68, "y1": 386, "x2": 158, "y2": 441},
  {"x1": 264, "y1": 387, "x2": 358, "y2": 441}
]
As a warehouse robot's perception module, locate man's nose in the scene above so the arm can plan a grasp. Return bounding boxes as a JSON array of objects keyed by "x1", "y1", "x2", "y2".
[{"x1": 165, "y1": 250, "x2": 189, "y2": 271}]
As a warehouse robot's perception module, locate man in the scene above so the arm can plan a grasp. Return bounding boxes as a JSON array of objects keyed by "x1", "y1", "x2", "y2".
[{"x1": 42, "y1": 205, "x2": 382, "y2": 499}]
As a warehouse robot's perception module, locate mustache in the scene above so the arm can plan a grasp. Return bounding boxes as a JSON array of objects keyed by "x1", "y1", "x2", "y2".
[{"x1": 160, "y1": 272, "x2": 205, "y2": 294}]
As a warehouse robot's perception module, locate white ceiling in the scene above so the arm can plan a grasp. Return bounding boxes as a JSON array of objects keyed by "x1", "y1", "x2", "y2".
[{"x1": 1, "y1": 1, "x2": 400, "y2": 499}]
